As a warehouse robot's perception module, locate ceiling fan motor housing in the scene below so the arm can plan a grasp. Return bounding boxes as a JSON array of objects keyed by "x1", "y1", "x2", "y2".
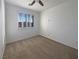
[{"x1": 35, "y1": 0, "x2": 39, "y2": 2}]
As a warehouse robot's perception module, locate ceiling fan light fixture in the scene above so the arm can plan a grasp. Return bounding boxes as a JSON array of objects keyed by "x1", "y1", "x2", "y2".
[{"x1": 29, "y1": 0, "x2": 44, "y2": 6}]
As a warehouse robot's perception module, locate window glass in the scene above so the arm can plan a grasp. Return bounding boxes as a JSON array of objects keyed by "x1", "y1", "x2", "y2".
[
  {"x1": 18, "y1": 13, "x2": 26, "y2": 22},
  {"x1": 18, "y1": 13, "x2": 34, "y2": 28}
]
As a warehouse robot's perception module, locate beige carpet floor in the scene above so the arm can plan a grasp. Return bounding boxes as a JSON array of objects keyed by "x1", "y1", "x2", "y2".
[{"x1": 3, "y1": 35, "x2": 78, "y2": 59}]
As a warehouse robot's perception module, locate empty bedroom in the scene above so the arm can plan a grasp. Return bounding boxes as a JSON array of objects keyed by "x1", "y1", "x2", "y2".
[{"x1": 0, "y1": 0, "x2": 78, "y2": 59}]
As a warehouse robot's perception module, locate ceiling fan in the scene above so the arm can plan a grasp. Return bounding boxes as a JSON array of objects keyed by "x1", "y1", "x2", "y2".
[{"x1": 29, "y1": 0, "x2": 44, "y2": 6}]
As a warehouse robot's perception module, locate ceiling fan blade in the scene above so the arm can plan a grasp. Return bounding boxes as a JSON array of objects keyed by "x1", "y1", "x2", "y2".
[
  {"x1": 39, "y1": 0, "x2": 44, "y2": 6},
  {"x1": 29, "y1": 0, "x2": 35, "y2": 6}
]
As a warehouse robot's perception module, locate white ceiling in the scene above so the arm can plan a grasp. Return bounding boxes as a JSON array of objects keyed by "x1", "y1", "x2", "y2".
[{"x1": 5, "y1": 0, "x2": 66, "y2": 12}]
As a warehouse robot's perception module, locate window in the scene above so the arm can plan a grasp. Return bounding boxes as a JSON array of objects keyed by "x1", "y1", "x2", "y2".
[{"x1": 18, "y1": 13, "x2": 34, "y2": 28}]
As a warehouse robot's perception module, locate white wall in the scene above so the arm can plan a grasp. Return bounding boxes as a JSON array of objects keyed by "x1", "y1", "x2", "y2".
[
  {"x1": 0, "y1": 0, "x2": 5, "y2": 59},
  {"x1": 5, "y1": 3, "x2": 40, "y2": 43},
  {"x1": 40, "y1": 0, "x2": 78, "y2": 49}
]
